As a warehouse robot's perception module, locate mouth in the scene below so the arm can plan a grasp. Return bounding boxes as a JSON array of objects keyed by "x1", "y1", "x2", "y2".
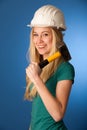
[
  {"x1": 36, "y1": 45, "x2": 47, "y2": 55},
  {"x1": 38, "y1": 46, "x2": 45, "y2": 48},
  {"x1": 37, "y1": 45, "x2": 46, "y2": 49}
]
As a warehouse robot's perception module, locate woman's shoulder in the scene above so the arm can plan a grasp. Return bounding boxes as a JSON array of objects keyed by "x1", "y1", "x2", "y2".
[
  {"x1": 55, "y1": 61, "x2": 75, "y2": 82},
  {"x1": 58, "y1": 61, "x2": 75, "y2": 72}
]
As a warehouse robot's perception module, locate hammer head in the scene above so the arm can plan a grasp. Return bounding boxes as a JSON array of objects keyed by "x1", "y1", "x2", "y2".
[{"x1": 58, "y1": 42, "x2": 71, "y2": 61}]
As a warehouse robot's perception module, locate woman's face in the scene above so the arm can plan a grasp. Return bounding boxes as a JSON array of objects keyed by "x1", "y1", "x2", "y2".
[{"x1": 33, "y1": 27, "x2": 53, "y2": 59}]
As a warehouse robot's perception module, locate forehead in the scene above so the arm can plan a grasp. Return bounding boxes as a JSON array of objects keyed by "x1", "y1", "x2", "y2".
[{"x1": 33, "y1": 27, "x2": 52, "y2": 33}]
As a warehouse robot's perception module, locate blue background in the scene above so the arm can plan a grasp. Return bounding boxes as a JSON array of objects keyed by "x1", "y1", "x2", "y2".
[{"x1": 0, "y1": 0, "x2": 87, "y2": 130}]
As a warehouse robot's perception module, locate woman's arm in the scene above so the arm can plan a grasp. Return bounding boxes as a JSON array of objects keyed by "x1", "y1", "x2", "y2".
[{"x1": 26, "y1": 62, "x2": 72, "y2": 122}]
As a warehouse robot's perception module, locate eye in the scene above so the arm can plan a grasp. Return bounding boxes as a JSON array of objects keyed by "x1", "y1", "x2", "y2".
[
  {"x1": 42, "y1": 33, "x2": 49, "y2": 37},
  {"x1": 33, "y1": 33, "x2": 38, "y2": 37},
  {"x1": 45, "y1": 33, "x2": 49, "y2": 36}
]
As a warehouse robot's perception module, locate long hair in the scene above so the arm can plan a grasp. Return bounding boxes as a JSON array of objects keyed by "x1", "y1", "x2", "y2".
[{"x1": 24, "y1": 27, "x2": 64, "y2": 100}]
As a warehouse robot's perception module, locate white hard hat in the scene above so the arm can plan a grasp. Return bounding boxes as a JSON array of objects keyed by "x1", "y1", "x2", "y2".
[{"x1": 27, "y1": 5, "x2": 66, "y2": 30}]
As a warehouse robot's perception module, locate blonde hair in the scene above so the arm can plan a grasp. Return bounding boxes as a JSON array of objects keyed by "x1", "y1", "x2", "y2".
[{"x1": 24, "y1": 27, "x2": 64, "y2": 100}]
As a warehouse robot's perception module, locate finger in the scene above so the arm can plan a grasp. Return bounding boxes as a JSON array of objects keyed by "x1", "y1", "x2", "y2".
[
  {"x1": 31, "y1": 61, "x2": 38, "y2": 66},
  {"x1": 26, "y1": 68, "x2": 32, "y2": 79}
]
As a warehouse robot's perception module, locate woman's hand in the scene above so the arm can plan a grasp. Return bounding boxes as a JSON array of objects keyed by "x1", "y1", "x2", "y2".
[{"x1": 26, "y1": 62, "x2": 41, "y2": 84}]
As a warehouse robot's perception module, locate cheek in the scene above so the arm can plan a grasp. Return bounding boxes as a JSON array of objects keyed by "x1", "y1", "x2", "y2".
[
  {"x1": 32, "y1": 38, "x2": 36, "y2": 44},
  {"x1": 32, "y1": 39, "x2": 37, "y2": 48},
  {"x1": 48, "y1": 37, "x2": 53, "y2": 47},
  {"x1": 49, "y1": 38, "x2": 53, "y2": 50},
  {"x1": 45, "y1": 35, "x2": 53, "y2": 43}
]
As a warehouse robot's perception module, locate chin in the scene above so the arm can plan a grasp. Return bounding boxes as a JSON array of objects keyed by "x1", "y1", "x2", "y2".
[{"x1": 38, "y1": 51, "x2": 45, "y2": 55}]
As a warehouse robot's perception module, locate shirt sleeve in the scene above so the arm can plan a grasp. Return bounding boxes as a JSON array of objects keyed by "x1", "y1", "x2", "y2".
[{"x1": 57, "y1": 62, "x2": 75, "y2": 84}]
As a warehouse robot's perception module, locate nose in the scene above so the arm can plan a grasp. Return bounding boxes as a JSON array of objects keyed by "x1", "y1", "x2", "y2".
[{"x1": 37, "y1": 35, "x2": 43, "y2": 43}]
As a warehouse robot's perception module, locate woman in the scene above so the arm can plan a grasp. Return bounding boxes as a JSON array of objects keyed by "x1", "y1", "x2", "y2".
[{"x1": 24, "y1": 5, "x2": 75, "y2": 130}]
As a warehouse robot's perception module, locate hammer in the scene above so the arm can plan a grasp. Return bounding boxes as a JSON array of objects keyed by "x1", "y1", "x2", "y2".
[{"x1": 39, "y1": 42, "x2": 71, "y2": 69}]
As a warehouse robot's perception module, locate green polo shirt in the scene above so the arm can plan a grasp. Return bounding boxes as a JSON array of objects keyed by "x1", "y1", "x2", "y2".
[{"x1": 30, "y1": 62, "x2": 75, "y2": 130}]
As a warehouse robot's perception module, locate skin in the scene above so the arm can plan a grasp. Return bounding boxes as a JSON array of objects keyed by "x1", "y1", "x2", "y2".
[
  {"x1": 32, "y1": 27, "x2": 53, "y2": 59},
  {"x1": 26, "y1": 27, "x2": 72, "y2": 122}
]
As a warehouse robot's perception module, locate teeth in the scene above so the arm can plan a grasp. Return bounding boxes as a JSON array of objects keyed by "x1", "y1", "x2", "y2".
[{"x1": 38, "y1": 45, "x2": 44, "y2": 48}]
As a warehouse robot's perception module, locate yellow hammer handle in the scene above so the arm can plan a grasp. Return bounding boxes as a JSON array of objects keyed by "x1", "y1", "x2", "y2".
[
  {"x1": 47, "y1": 51, "x2": 61, "y2": 62},
  {"x1": 39, "y1": 51, "x2": 61, "y2": 69}
]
